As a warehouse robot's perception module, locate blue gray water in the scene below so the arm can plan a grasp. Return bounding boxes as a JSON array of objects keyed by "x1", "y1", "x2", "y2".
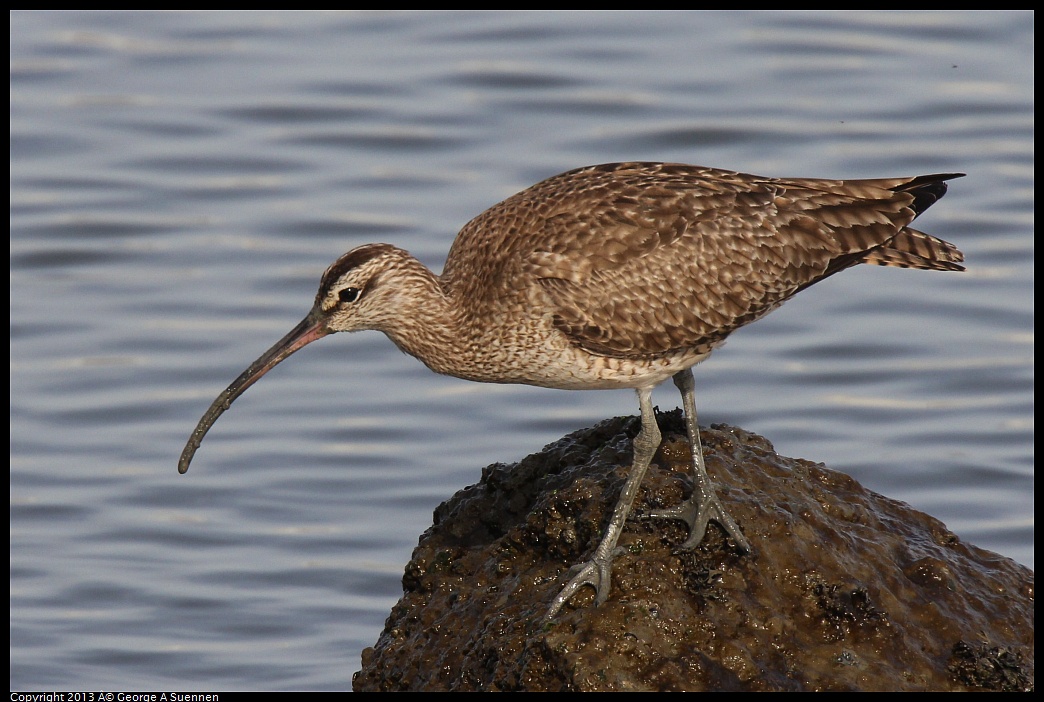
[{"x1": 10, "y1": 10, "x2": 1033, "y2": 691}]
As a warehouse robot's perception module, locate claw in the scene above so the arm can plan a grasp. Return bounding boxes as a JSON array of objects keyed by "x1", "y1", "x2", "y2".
[
  {"x1": 645, "y1": 491, "x2": 750, "y2": 553},
  {"x1": 543, "y1": 557, "x2": 614, "y2": 623}
]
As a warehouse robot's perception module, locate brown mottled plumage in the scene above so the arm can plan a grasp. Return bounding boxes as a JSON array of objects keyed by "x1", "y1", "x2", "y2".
[{"x1": 178, "y1": 162, "x2": 964, "y2": 620}]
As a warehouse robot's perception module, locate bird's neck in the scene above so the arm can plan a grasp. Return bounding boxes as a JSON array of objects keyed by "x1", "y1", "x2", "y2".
[{"x1": 374, "y1": 261, "x2": 471, "y2": 377}]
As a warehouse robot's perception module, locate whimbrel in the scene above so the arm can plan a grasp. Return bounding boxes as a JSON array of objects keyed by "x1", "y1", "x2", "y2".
[{"x1": 178, "y1": 162, "x2": 965, "y2": 620}]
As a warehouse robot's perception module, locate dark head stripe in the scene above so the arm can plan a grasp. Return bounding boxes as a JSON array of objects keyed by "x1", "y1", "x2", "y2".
[{"x1": 320, "y1": 243, "x2": 395, "y2": 289}]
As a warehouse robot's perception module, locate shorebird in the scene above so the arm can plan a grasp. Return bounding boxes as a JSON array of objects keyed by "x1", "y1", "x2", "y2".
[{"x1": 178, "y1": 162, "x2": 964, "y2": 621}]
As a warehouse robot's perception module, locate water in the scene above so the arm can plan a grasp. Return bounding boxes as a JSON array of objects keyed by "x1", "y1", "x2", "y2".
[{"x1": 10, "y1": 10, "x2": 1033, "y2": 691}]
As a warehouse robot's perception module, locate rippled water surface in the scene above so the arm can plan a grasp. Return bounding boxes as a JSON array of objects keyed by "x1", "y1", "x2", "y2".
[{"x1": 10, "y1": 10, "x2": 1033, "y2": 691}]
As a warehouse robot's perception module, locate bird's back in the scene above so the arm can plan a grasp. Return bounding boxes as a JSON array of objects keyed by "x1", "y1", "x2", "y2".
[{"x1": 440, "y1": 162, "x2": 964, "y2": 361}]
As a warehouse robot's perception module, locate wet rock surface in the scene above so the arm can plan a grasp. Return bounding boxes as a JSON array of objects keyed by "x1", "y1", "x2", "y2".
[{"x1": 352, "y1": 412, "x2": 1034, "y2": 691}]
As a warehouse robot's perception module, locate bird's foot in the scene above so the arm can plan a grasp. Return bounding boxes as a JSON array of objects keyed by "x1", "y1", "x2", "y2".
[
  {"x1": 645, "y1": 491, "x2": 750, "y2": 554},
  {"x1": 543, "y1": 547, "x2": 626, "y2": 624}
]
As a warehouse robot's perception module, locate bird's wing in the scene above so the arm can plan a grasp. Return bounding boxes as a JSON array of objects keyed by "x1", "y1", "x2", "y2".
[{"x1": 508, "y1": 163, "x2": 955, "y2": 358}]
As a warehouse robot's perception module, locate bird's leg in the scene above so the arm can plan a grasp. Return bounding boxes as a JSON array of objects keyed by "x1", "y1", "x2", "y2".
[
  {"x1": 644, "y1": 369, "x2": 751, "y2": 553},
  {"x1": 544, "y1": 387, "x2": 660, "y2": 622}
]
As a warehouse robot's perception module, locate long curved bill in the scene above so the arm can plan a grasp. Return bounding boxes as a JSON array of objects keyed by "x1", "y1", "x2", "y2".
[{"x1": 178, "y1": 308, "x2": 329, "y2": 474}]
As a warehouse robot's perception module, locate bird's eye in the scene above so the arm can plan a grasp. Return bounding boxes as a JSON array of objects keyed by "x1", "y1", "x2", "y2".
[{"x1": 339, "y1": 287, "x2": 361, "y2": 303}]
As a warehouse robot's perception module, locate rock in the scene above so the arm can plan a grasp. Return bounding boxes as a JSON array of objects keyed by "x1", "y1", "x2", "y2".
[{"x1": 352, "y1": 411, "x2": 1034, "y2": 692}]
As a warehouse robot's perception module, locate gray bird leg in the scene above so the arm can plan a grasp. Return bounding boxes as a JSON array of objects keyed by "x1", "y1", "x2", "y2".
[
  {"x1": 544, "y1": 386, "x2": 660, "y2": 622},
  {"x1": 645, "y1": 368, "x2": 750, "y2": 553}
]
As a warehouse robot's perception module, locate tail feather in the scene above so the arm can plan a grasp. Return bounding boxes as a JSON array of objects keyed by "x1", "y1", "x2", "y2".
[
  {"x1": 858, "y1": 173, "x2": 966, "y2": 271},
  {"x1": 864, "y1": 228, "x2": 966, "y2": 271},
  {"x1": 892, "y1": 172, "x2": 965, "y2": 216}
]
